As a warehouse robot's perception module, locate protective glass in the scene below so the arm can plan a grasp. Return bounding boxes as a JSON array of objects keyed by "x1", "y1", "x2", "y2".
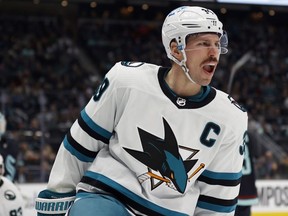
[
  {"x1": 185, "y1": 31, "x2": 229, "y2": 55},
  {"x1": 220, "y1": 31, "x2": 228, "y2": 54}
]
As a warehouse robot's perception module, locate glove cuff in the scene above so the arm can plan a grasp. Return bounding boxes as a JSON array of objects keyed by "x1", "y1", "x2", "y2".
[{"x1": 36, "y1": 190, "x2": 75, "y2": 215}]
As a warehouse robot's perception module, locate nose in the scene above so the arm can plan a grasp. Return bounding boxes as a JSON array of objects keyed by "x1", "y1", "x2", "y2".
[
  {"x1": 208, "y1": 46, "x2": 221, "y2": 59},
  {"x1": 208, "y1": 45, "x2": 220, "y2": 55}
]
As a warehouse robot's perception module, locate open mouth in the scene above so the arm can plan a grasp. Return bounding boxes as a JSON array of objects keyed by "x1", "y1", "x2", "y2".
[{"x1": 203, "y1": 64, "x2": 215, "y2": 73}]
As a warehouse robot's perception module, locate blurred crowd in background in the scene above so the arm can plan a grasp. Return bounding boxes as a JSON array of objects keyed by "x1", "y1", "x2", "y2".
[{"x1": 0, "y1": 3, "x2": 287, "y2": 182}]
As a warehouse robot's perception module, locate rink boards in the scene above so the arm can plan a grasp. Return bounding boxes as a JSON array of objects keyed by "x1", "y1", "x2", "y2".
[{"x1": 18, "y1": 180, "x2": 288, "y2": 216}]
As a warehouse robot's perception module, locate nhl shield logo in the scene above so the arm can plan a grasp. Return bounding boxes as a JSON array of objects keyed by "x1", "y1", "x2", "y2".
[
  {"x1": 176, "y1": 97, "x2": 186, "y2": 106},
  {"x1": 5, "y1": 190, "x2": 16, "y2": 200}
]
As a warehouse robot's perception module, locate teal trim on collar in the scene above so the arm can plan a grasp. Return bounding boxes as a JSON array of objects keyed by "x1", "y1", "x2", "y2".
[{"x1": 187, "y1": 86, "x2": 211, "y2": 102}]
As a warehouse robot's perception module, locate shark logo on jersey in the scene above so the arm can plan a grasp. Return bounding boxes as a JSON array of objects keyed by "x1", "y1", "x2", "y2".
[{"x1": 124, "y1": 118, "x2": 205, "y2": 194}]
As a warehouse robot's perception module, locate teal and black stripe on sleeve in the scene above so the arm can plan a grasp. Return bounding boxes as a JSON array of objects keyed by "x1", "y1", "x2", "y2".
[
  {"x1": 63, "y1": 130, "x2": 98, "y2": 162},
  {"x1": 196, "y1": 170, "x2": 242, "y2": 213},
  {"x1": 197, "y1": 194, "x2": 238, "y2": 213},
  {"x1": 78, "y1": 109, "x2": 112, "y2": 144},
  {"x1": 198, "y1": 170, "x2": 242, "y2": 186}
]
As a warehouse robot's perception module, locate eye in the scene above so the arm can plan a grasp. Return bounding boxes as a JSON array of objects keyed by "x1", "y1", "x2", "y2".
[
  {"x1": 198, "y1": 41, "x2": 210, "y2": 47},
  {"x1": 215, "y1": 42, "x2": 221, "y2": 49}
]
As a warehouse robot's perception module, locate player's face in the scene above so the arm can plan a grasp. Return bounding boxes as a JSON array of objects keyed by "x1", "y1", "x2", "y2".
[{"x1": 185, "y1": 33, "x2": 221, "y2": 86}]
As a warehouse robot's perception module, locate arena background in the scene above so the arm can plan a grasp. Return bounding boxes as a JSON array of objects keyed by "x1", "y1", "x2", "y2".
[{"x1": 0, "y1": 0, "x2": 287, "y2": 215}]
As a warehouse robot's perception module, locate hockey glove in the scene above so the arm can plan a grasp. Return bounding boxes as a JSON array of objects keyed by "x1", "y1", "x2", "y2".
[{"x1": 35, "y1": 189, "x2": 76, "y2": 216}]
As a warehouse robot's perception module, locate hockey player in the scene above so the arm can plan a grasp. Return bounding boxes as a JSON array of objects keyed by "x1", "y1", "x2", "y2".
[
  {"x1": 36, "y1": 6, "x2": 247, "y2": 216},
  {"x1": 0, "y1": 154, "x2": 24, "y2": 216},
  {"x1": 0, "y1": 112, "x2": 18, "y2": 182},
  {"x1": 235, "y1": 131, "x2": 259, "y2": 216}
]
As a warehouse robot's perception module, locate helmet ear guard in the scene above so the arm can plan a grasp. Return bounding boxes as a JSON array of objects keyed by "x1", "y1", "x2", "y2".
[
  {"x1": 168, "y1": 38, "x2": 187, "y2": 68},
  {"x1": 177, "y1": 44, "x2": 184, "y2": 51}
]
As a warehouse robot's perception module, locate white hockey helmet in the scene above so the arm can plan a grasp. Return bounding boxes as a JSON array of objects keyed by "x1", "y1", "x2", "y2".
[
  {"x1": 0, "y1": 154, "x2": 4, "y2": 176},
  {"x1": 162, "y1": 6, "x2": 228, "y2": 62},
  {"x1": 0, "y1": 112, "x2": 6, "y2": 139}
]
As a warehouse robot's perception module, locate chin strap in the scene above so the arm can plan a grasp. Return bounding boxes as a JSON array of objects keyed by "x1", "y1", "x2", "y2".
[
  {"x1": 171, "y1": 48, "x2": 196, "y2": 84},
  {"x1": 181, "y1": 63, "x2": 196, "y2": 84}
]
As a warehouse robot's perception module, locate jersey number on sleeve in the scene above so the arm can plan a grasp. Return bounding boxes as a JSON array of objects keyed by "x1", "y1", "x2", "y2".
[
  {"x1": 93, "y1": 78, "x2": 109, "y2": 101},
  {"x1": 121, "y1": 61, "x2": 144, "y2": 67},
  {"x1": 227, "y1": 95, "x2": 247, "y2": 112},
  {"x1": 242, "y1": 132, "x2": 252, "y2": 175}
]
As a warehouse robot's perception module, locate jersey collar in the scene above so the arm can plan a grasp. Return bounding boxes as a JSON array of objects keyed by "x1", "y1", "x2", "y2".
[{"x1": 158, "y1": 67, "x2": 216, "y2": 109}]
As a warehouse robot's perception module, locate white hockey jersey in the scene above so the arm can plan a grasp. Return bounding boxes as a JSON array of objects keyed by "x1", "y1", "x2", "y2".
[
  {"x1": 48, "y1": 61, "x2": 247, "y2": 216},
  {"x1": 0, "y1": 176, "x2": 24, "y2": 216}
]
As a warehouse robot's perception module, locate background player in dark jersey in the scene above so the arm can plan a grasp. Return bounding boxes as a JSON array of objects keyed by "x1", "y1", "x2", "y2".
[{"x1": 235, "y1": 131, "x2": 259, "y2": 216}]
